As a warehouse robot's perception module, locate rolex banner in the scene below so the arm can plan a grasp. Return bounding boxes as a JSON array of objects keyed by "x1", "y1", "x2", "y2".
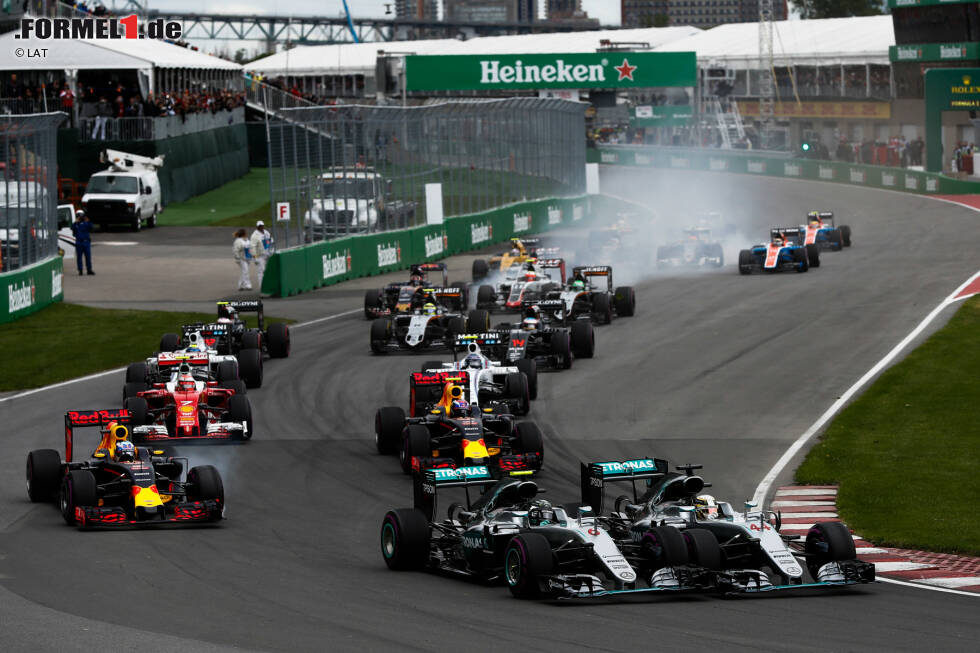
[{"x1": 404, "y1": 52, "x2": 696, "y2": 91}]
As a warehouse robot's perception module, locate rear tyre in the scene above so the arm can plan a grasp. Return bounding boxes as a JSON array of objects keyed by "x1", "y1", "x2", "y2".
[
  {"x1": 551, "y1": 330, "x2": 572, "y2": 369},
  {"x1": 237, "y1": 347, "x2": 263, "y2": 388},
  {"x1": 370, "y1": 318, "x2": 392, "y2": 354},
  {"x1": 267, "y1": 322, "x2": 290, "y2": 358},
  {"x1": 125, "y1": 362, "x2": 147, "y2": 384},
  {"x1": 60, "y1": 470, "x2": 97, "y2": 525},
  {"x1": 400, "y1": 425, "x2": 432, "y2": 474},
  {"x1": 123, "y1": 381, "x2": 147, "y2": 404},
  {"x1": 593, "y1": 293, "x2": 613, "y2": 324},
  {"x1": 447, "y1": 317, "x2": 467, "y2": 339},
  {"x1": 840, "y1": 225, "x2": 852, "y2": 247},
  {"x1": 570, "y1": 320, "x2": 594, "y2": 359},
  {"x1": 364, "y1": 289, "x2": 384, "y2": 319},
  {"x1": 466, "y1": 309, "x2": 490, "y2": 333},
  {"x1": 505, "y1": 533, "x2": 555, "y2": 599},
  {"x1": 472, "y1": 259, "x2": 490, "y2": 282},
  {"x1": 516, "y1": 358, "x2": 537, "y2": 400},
  {"x1": 227, "y1": 394, "x2": 253, "y2": 440},
  {"x1": 216, "y1": 360, "x2": 238, "y2": 384},
  {"x1": 26, "y1": 449, "x2": 62, "y2": 502},
  {"x1": 805, "y1": 244, "x2": 821, "y2": 268},
  {"x1": 187, "y1": 465, "x2": 225, "y2": 520},
  {"x1": 159, "y1": 333, "x2": 180, "y2": 352},
  {"x1": 737, "y1": 250, "x2": 753, "y2": 275},
  {"x1": 476, "y1": 285, "x2": 495, "y2": 308},
  {"x1": 241, "y1": 330, "x2": 262, "y2": 351},
  {"x1": 613, "y1": 286, "x2": 636, "y2": 316},
  {"x1": 514, "y1": 422, "x2": 544, "y2": 468},
  {"x1": 684, "y1": 529, "x2": 724, "y2": 570},
  {"x1": 381, "y1": 508, "x2": 431, "y2": 571},
  {"x1": 222, "y1": 379, "x2": 247, "y2": 396},
  {"x1": 375, "y1": 406, "x2": 406, "y2": 455},
  {"x1": 504, "y1": 372, "x2": 530, "y2": 416},
  {"x1": 793, "y1": 247, "x2": 809, "y2": 273},
  {"x1": 830, "y1": 228, "x2": 844, "y2": 251}
]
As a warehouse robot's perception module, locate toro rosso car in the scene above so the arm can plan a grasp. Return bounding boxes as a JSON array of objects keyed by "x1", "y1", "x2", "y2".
[
  {"x1": 25, "y1": 409, "x2": 224, "y2": 528},
  {"x1": 374, "y1": 375, "x2": 542, "y2": 474},
  {"x1": 420, "y1": 336, "x2": 538, "y2": 410},
  {"x1": 738, "y1": 229, "x2": 814, "y2": 275},
  {"x1": 123, "y1": 330, "x2": 246, "y2": 401},
  {"x1": 550, "y1": 266, "x2": 635, "y2": 324},
  {"x1": 802, "y1": 211, "x2": 851, "y2": 251},
  {"x1": 380, "y1": 467, "x2": 713, "y2": 599},
  {"x1": 364, "y1": 263, "x2": 468, "y2": 319},
  {"x1": 656, "y1": 228, "x2": 724, "y2": 269},
  {"x1": 580, "y1": 457, "x2": 875, "y2": 594},
  {"x1": 474, "y1": 258, "x2": 565, "y2": 313},
  {"x1": 370, "y1": 300, "x2": 486, "y2": 354},
  {"x1": 123, "y1": 365, "x2": 253, "y2": 442}
]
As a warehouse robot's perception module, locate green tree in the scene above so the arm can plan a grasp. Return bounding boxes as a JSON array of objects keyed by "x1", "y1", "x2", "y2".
[{"x1": 791, "y1": 0, "x2": 885, "y2": 18}]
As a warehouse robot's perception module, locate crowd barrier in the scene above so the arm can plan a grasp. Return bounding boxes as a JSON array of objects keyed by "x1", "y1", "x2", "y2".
[
  {"x1": 586, "y1": 146, "x2": 980, "y2": 195},
  {"x1": 1, "y1": 255, "x2": 64, "y2": 324}
]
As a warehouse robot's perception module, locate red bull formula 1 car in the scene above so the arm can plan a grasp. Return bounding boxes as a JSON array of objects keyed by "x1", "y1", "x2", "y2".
[{"x1": 25, "y1": 409, "x2": 225, "y2": 529}]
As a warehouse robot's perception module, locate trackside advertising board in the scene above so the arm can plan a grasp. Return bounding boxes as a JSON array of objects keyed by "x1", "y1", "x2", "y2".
[
  {"x1": 404, "y1": 52, "x2": 696, "y2": 91},
  {"x1": 1, "y1": 255, "x2": 64, "y2": 324}
]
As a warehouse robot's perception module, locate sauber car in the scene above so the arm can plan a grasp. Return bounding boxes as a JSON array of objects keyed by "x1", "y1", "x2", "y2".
[
  {"x1": 580, "y1": 457, "x2": 875, "y2": 594},
  {"x1": 374, "y1": 376, "x2": 542, "y2": 474},
  {"x1": 364, "y1": 263, "x2": 468, "y2": 319},
  {"x1": 656, "y1": 228, "x2": 724, "y2": 268},
  {"x1": 380, "y1": 467, "x2": 713, "y2": 599},
  {"x1": 25, "y1": 409, "x2": 224, "y2": 528},
  {"x1": 123, "y1": 364, "x2": 253, "y2": 442},
  {"x1": 738, "y1": 229, "x2": 814, "y2": 275},
  {"x1": 802, "y1": 211, "x2": 851, "y2": 250}
]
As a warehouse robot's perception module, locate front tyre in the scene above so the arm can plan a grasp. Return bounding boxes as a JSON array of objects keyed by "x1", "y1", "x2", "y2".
[
  {"x1": 60, "y1": 470, "x2": 97, "y2": 525},
  {"x1": 505, "y1": 533, "x2": 555, "y2": 599},
  {"x1": 381, "y1": 508, "x2": 430, "y2": 570},
  {"x1": 26, "y1": 449, "x2": 62, "y2": 502}
]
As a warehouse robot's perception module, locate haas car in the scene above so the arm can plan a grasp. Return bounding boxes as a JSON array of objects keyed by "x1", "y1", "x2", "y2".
[
  {"x1": 656, "y1": 227, "x2": 724, "y2": 269},
  {"x1": 374, "y1": 374, "x2": 543, "y2": 475},
  {"x1": 25, "y1": 409, "x2": 224, "y2": 528},
  {"x1": 580, "y1": 457, "x2": 875, "y2": 594},
  {"x1": 802, "y1": 211, "x2": 851, "y2": 251},
  {"x1": 474, "y1": 258, "x2": 565, "y2": 313},
  {"x1": 380, "y1": 467, "x2": 713, "y2": 599},
  {"x1": 550, "y1": 266, "x2": 635, "y2": 324},
  {"x1": 419, "y1": 336, "x2": 538, "y2": 412},
  {"x1": 123, "y1": 364, "x2": 253, "y2": 442},
  {"x1": 364, "y1": 263, "x2": 468, "y2": 319},
  {"x1": 738, "y1": 229, "x2": 815, "y2": 275}
]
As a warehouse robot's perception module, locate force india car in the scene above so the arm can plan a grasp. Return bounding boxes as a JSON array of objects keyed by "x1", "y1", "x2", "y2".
[
  {"x1": 738, "y1": 229, "x2": 816, "y2": 275},
  {"x1": 656, "y1": 227, "x2": 724, "y2": 268},
  {"x1": 25, "y1": 409, "x2": 224, "y2": 528},
  {"x1": 580, "y1": 457, "x2": 875, "y2": 594},
  {"x1": 420, "y1": 336, "x2": 538, "y2": 410},
  {"x1": 374, "y1": 374, "x2": 542, "y2": 474},
  {"x1": 370, "y1": 303, "x2": 489, "y2": 354},
  {"x1": 550, "y1": 266, "x2": 635, "y2": 324},
  {"x1": 380, "y1": 467, "x2": 712, "y2": 599},
  {"x1": 802, "y1": 211, "x2": 851, "y2": 251},
  {"x1": 471, "y1": 237, "x2": 556, "y2": 282},
  {"x1": 474, "y1": 258, "x2": 566, "y2": 313},
  {"x1": 363, "y1": 263, "x2": 469, "y2": 319},
  {"x1": 123, "y1": 364, "x2": 253, "y2": 442}
]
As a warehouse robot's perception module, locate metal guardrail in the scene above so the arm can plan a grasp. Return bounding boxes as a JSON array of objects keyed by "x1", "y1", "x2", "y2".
[{"x1": 78, "y1": 107, "x2": 244, "y2": 141}]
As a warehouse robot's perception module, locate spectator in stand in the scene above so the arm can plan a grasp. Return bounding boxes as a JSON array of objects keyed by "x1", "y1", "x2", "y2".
[
  {"x1": 125, "y1": 95, "x2": 143, "y2": 117},
  {"x1": 836, "y1": 139, "x2": 853, "y2": 163},
  {"x1": 59, "y1": 84, "x2": 74, "y2": 113},
  {"x1": 92, "y1": 95, "x2": 111, "y2": 140},
  {"x1": 114, "y1": 95, "x2": 125, "y2": 118}
]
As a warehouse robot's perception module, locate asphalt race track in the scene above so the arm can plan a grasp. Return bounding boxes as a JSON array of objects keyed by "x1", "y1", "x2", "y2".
[{"x1": 2, "y1": 168, "x2": 979, "y2": 652}]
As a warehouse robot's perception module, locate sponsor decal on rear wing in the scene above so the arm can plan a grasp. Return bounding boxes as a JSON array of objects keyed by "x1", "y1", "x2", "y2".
[
  {"x1": 411, "y1": 370, "x2": 470, "y2": 386},
  {"x1": 574, "y1": 265, "x2": 612, "y2": 276},
  {"x1": 222, "y1": 300, "x2": 262, "y2": 312},
  {"x1": 427, "y1": 287, "x2": 463, "y2": 297},
  {"x1": 580, "y1": 457, "x2": 668, "y2": 514},
  {"x1": 66, "y1": 409, "x2": 132, "y2": 427},
  {"x1": 771, "y1": 227, "x2": 803, "y2": 244},
  {"x1": 417, "y1": 262, "x2": 447, "y2": 271},
  {"x1": 454, "y1": 333, "x2": 508, "y2": 348},
  {"x1": 427, "y1": 466, "x2": 492, "y2": 484}
]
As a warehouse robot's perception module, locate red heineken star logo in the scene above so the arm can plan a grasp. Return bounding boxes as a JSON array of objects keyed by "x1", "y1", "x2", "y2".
[{"x1": 615, "y1": 58, "x2": 637, "y2": 81}]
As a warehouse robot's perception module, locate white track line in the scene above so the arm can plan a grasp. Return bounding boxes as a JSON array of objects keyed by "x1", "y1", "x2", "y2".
[
  {"x1": 752, "y1": 268, "x2": 980, "y2": 508},
  {"x1": 877, "y1": 576, "x2": 980, "y2": 597},
  {"x1": 291, "y1": 308, "x2": 362, "y2": 329}
]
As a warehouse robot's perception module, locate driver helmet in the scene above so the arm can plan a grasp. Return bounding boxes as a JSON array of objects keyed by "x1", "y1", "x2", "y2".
[
  {"x1": 694, "y1": 494, "x2": 718, "y2": 520},
  {"x1": 177, "y1": 373, "x2": 196, "y2": 391},
  {"x1": 463, "y1": 353, "x2": 484, "y2": 370},
  {"x1": 450, "y1": 399, "x2": 469, "y2": 417},
  {"x1": 524, "y1": 272, "x2": 536, "y2": 282},
  {"x1": 409, "y1": 274, "x2": 423, "y2": 286},
  {"x1": 521, "y1": 317, "x2": 539, "y2": 331},
  {"x1": 423, "y1": 302, "x2": 437, "y2": 316},
  {"x1": 772, "y1": 236, "x2": 784, "y2": 247},
  {"x1": 807, "y1": 210, "x2": 821, "y2": 223},
  {"x1": 571, "y1": 279, "x2": 585, "y2": 291},
  {"x1": 528, "y1": 499, "x2": 555, "y2": 526},
  {"x1": 115, "y1": 439, "x2": 136, "y2": 463},
  {"x1": 185, "y1": 343, "x2": 202, "y2": 353}
]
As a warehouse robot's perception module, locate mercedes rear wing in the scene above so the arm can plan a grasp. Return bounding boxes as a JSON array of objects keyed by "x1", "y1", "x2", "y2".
[
  {"x1": 414, "y1": 465, "x2": 497, "y2": 521},
  {"x1": 580, "y1": 458, "x2": 668, "y2": 515},
  {"x1": 65, "y1": 409, "x2": 131, "y2": 463}
]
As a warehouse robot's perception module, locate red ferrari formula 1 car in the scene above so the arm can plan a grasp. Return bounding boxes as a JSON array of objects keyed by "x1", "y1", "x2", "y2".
[{"x1": 25, "y1": 409, "x2": 225, "y2": 529}]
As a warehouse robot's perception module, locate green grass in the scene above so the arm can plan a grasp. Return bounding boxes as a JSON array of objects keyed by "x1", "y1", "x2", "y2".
[
  {"x1": 160, "y1": 168, "x2": 272, "y2": 227},
  {"x1": 0, "y1": 303, "x2": 291, "y2": 392},
  {"x1": 796, "y1": 296, "x2": 980, "y2": 555}
]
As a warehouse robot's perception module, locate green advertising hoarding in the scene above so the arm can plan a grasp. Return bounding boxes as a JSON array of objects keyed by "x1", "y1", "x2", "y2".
[
  {"x1": 1, "y1": 256, "x2": 64, "y2": 324},
  {"x1": 888, "y1": 0, "x2": 978, "y2": 8},
  {"x1": 889, "y1": 43, "x2": 979, "y2": 63},
  {"x1": 404, "y1": 52, "x2": 697, "y2": 91}
]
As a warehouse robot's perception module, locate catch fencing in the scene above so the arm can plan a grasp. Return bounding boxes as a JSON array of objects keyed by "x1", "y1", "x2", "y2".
[{"x1": 265, "y1": 98, "x2": 586, "y2": 249}]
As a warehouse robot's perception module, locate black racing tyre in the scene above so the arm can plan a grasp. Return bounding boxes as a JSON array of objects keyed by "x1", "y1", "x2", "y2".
[
  {"x1": 466, "y1": 309, "x2": 490, "y2": 333},
  {"x1": 241, "y1": 329, "x2": 262, "y2": 351},
  {"x1": 504, "y1": 372, "x2": 530, "y2": 416},
  {"x1": 227, "y1": 394, "x2": 253, "y2": 440},
  {"x1": 187, "y1": 464, "x2": 225, "y2": 508},
  {"x1": 237, "y1": 347, "x2": 263, "y2": 388},
  {"x1": 551, "y1": 330, "x2": 572, "y2": 369},
  {"x1": 593, "y1": 292, "x2": 613, "y2": 324},
  {"x1": 710, "y1": 243, "x2": 725, "y2": 267},
  {"x1": 222, "y1": 379, "x2": 247, "y2": 397},
  {"x1": 505, "y1": 533, "x2": 555, "y2": 599},
  {"x1": 159, "y1": 333, "x2": 180, "y2": 352},
  {"x1": 370, "y1": 318, "x2": 392, "y2": 354},
  {"x1": 641, "y1": 526, "x2": 690, "y2": 569},
  {"x1": 806, "y1": 244, "x2": 821, "y2": 268},
  {"x1": 124, "y1": 397, "x2": 149, "y2": 431},
  {"x1": 125, "y1": 362, "x2": 148, "y2": 384},
  {"x1": 570, "y1": 320, "x2": 594, "y2": 359},
  {"x1": 514, "y1": 422, "x2": 544, "y2": 466},
  {"x1": 738, "y1": 250, "x2": 753, "y2": 275},
  {"x1": 792, "y1": 247, "x2": 809, "y2": 273},
  {"x1": 447, "y1": 317, "x2": 466, "y2": 339},
  {"x1": 400, "y1": 425, "x2": 432, "y2": 474},
  {"x1": 613, "y1": 286, "x2": 636, "y2": 317},
  {"x1": 476, "y1": 285, "x2": 495, "y2": 308},
  {"x1": 364, "y1": 288, "x2": 383, "y2": 319},
  {"x1": 26, "y1": 449, "x2": 62, "y2": 503},
  {"x1": 381, "y1": 508, "x2": 431, "y2": 571},
  {"x1": 216, "y1": 360, "x2": 239, "y2": 384},
  {"x1": 420, "y1": 360, "x2": 443, "y2": 374},
  {"x1": 60, "y1": 470, "x2": 97, "y2": 525},
  {"x1": 123, "y1": 381, "x2": 147, "y2": 404},
  {"x1": 806, "y1": 521, "x2": 856, "y2": 570},
  {"x1": 829, "y1": 228, "x2": 844, "y2": 251},
  {"x1": 472, "y1": 259, "x2": 490, "y2": 282},
  {"x1": 266, "y1": 322, "x2": 290, "y2": 358},
  {"x1": 375, "y1": 406, "x2": 406, "y2": 455},
  {"x1": 684, "y1": 528, "x2": 724, "y2": 571},
  {"x1": 516, "y1": 358, "x2": 538, "y2": 400},
  {"x1": 840, "y1": 225, "x2": 852, "y2": 247}
]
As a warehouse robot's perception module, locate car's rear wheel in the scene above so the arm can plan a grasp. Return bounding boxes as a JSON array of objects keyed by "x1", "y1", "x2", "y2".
[
  {"x1": 447, "y1": 317, "x2": 466, "y2": 340},
  {"x1": 830, "y1": 228, "x2": 844, "y2": 251},
  {"x1": 505, "y1": 533, "x2": 555, "y2": 599},
  {"x1": 26, "y1": 449, "x2": 61, "y2": 503},
  {"x1": 237, "y1": 347, "x2": 263, "y2": 388},
  {"x1": 159, "y1": 333, "x2": 180, "y2": 352},
  {"x1": 375, "y1": 406, "x2": 406, "y2": 455},
  {"x1": 613, "y1": 286, "x2": 636, "y2": 316},
  {"x1": 516, "y1": 358, "x2": 537, "y2": 400},
  {"x1": 570, "y1": 320, "x2": 594, "y2": 359},
  {"x1": 60, "y1": 470, "x2": 97, "y2": 525},
  {"x1": 514, "y1": 422, "x2": 544, "y2": 468},
  {"x1": 504, "y1": 372, "x2": 530, "y2": 416},
  {"x1": 476, "y1": 285, "x2": 495, "y2": 308},
  {"x1": 472, "y1": 259, "x2": 489, "y2": 282},
  {"x1": 267, "y1": 322, "x2": 290, "y2": 358},
  {"x1": 216, "y1": 360, "x2": 238, "y2": 384},
  {"x1": 381, "y1": 508, "x2": 430, "y2": 571},
  {"x1": 466, "y1": 309, "x2": 490, "y2": 333},
  {"x1": 400, "y1": 425, "x2": 432, "y2": 474},
  {"x1": 551, "y1": 330, "x2": 572, "y2": 369},
  {"x1": 126, "y1": 362, "x2": 148, "y2": 384},
  {"x1": 840, "y1": 225, "x2": 852, "y2": 247}
]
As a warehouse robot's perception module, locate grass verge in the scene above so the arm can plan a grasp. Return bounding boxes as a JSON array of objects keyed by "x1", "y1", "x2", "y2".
[
  {"x1": 795, "y1": 296, "x2": 980, "y2": 556},
  {"x1": 0, "y1": 303, "x2": 290, "y2": 392},
  {"x1": 160, "y1": 168, "x2": 271, "y2": 227}
]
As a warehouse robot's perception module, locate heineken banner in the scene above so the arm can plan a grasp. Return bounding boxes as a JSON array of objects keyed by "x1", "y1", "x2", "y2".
[
  {"x1": 404, "y1": 52, "x2": 696, "y2": 91},
  {"x1": 888, "y1": 0, "x2": 980, "y2": 8},
  {"x1": 890, "y1": 43, "x2": 979, "y2": 63},
  {"x1": 1, "y1": 255, "x2": 64, "y2": 324}
]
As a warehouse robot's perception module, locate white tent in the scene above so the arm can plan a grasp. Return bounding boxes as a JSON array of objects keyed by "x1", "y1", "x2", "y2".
[
  {"x1": 655, "y1": 15, "x2": 894, "y2": 69},
  {"x1": 245, "y1": 26, "x2": 703, "y2": 77}
]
